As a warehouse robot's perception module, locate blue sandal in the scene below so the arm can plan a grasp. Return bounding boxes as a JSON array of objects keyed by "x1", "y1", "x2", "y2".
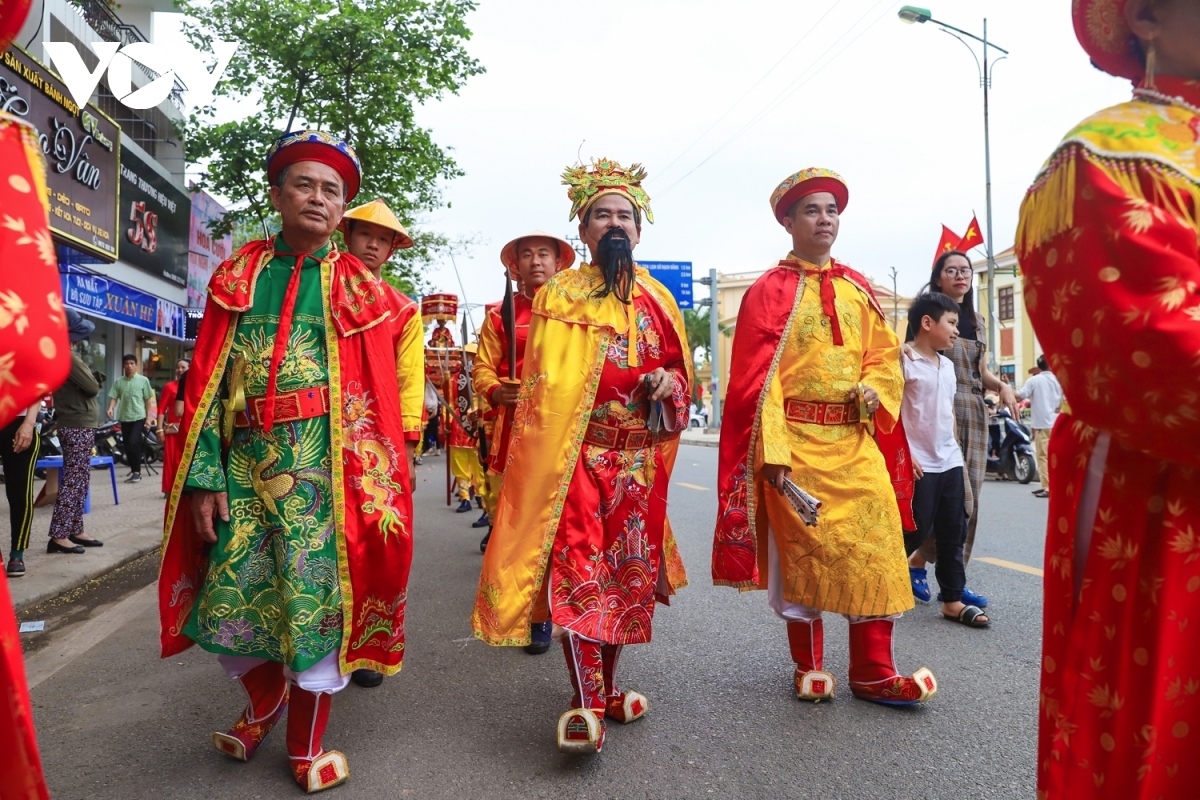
[
  {"x1": 938, "y1": 587, "x2": 989, "y2": 608},
  {"x1": 909, "y1": 567, "x2": 931, "y2": 603}
]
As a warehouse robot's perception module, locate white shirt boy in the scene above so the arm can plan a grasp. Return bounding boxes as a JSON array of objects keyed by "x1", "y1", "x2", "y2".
[{"x1": 901, "y1": 350, "x2": 963, "y2": 473}]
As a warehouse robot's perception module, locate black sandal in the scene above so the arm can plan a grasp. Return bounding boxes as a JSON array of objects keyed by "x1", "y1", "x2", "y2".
[
  {"x1": 47, "y1": 539, "x2": 85, "y2": 554},
  {"x1": 944, "y1": 605, "x2": 990, "y2": 628}
]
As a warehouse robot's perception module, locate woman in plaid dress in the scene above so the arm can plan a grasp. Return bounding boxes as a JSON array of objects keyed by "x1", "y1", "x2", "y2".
[{"x1": 907, "y1": 250, "x2": 1018, "y2": 608}]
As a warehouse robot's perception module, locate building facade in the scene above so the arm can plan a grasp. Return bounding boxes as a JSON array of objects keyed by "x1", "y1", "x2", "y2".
[
  {"x1": 10, "y1": 0, "x2": 195, "y2": 422},
  {"x1": 975, "y1": 247, "x2": 1043, "y2": 387}
]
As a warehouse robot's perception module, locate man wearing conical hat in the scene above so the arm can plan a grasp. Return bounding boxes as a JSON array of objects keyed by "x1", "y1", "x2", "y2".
[
  {"x1": 472, "y1": 231, "x2": 575, "y2": 653},
  {"x1": 472, "y1": 159, "x2": 690, "y2": 754},
  {"x1": 712, "y1": 168, "x2": 937, "y2": 708},
  {"x1": 159, "y1": 131, "x2": 415, "y2": 792},
  {"x1": 338, "y1": 198, "x2": 425, "y2": 690},
  {"x1": 1016, "y1": 3, "x2": 1200, "y2": 796}
]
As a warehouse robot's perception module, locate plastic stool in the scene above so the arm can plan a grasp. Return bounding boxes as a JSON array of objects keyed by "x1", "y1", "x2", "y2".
[{"x1": 34, "y1": 455, "x2": 120, "y2": 514}]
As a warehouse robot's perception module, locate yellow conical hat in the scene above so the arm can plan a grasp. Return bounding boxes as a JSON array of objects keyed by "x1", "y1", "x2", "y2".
[
  {"x1": 338, "y1": 198, "x2": 414, "y2": 250},
  {"x1": 499, "y1": 230, "x2": 576, "y2": 279}
]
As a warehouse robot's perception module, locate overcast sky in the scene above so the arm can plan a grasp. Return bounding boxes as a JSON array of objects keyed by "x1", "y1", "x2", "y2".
[{"x1": 160, "y1": 0, "x2": 1130, "y2": 328}]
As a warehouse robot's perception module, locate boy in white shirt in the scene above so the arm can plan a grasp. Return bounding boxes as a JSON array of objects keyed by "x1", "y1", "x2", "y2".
[{"x1": 902, "y1": 294, "x2": 989, "y2": 628}]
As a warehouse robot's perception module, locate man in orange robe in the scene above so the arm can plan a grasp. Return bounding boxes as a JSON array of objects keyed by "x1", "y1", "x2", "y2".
[
  {"x1": 712, "y1": 168, "x2": 935, "y2": 706},
  {"x1": 1015, "y1": 3, "x2": 1200, "y2": 797},
  {"x1": 472, "y1": 231, "x2": 575, "y2": 559},
  {"x1": 473, "y1": 159, "x2": 690, "y2": 754}
]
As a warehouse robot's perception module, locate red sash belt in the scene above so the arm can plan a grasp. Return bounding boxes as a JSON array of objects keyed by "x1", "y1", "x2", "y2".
[
  {"x1": 784, "y1": 398, "x2": 860, "y2": 426},
  {"x1": 236, "y1": 386, "x2": 331, "y2": 428},
  {"x1": 584, "y1": 420, "x2": 676, "y2": 451}
]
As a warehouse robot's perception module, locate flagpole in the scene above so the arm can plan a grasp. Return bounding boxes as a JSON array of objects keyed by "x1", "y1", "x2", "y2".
[{"x1": 982, "y1": 17, "x2": 998, "y2": 371}]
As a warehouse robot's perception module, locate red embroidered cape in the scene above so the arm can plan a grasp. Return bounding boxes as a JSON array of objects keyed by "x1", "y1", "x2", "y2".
[
  {"x1": 158, "y1": 239, "x2": 415, "y2": 675},
  {"x1": 711, "y1": 260, "x2": 915, "y2": 587}
]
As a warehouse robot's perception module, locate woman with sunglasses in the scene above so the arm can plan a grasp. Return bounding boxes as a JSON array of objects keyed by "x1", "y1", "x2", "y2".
[{"x1": 906, "y1": 250, "x2": 1018, "y2": 609}]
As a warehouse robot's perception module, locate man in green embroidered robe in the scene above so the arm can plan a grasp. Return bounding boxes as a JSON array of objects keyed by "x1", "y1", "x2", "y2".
[{"x1": 158, "y1": 131, "x2": 414, "y2": 793}]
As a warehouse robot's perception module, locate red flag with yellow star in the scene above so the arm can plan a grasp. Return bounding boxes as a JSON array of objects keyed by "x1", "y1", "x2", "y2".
[
  {"x1": 957, "y1": 214, "x2": 983, "y2": 252},
  {"x1": 933, "y1": 225, "x2": 962, "y2": 264}
]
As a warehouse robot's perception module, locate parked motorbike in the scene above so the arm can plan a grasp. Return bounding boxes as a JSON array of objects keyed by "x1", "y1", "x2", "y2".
[
  {"x1": 94, "y1": 420, "x2": 124, "y2": 464},
  {"x1": 986, "y1": 408, "x2": 1037, "y2": 484},
  {"x1": 37, "y1": 406, "x2": 62, "y2": 459}
]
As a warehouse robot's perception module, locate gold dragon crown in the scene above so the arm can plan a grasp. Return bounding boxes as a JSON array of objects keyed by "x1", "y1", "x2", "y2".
[{"x1": 561, "y1": 157, "x2": 654, "y2": 224}]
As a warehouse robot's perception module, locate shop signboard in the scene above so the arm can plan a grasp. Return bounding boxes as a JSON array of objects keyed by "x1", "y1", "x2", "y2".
[
  {"x1": 60, "y1": 264, "x2": 186, "y2": 341},
  {"x1": 120, "y1": 143, "x2": 190, "y2": 287},
  {"x1": 0, "y1": 45, "x2": 120, "y2": 260},
  {"x1": 187, "y1": 189, "x2": 231, "y2": 308}
]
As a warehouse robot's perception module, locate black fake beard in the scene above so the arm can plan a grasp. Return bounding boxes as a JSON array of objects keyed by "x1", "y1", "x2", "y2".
[{"x1": 593, "y1": 228, "x2": 635, "y2": 304}]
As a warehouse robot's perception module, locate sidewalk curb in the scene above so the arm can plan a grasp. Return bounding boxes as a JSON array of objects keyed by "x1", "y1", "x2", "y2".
[
  {"x1": 14, "y1": 537, "x2": 162, "y2": 613},
  {"x1": 680, "y1": 437, "x2": 718, "y2": 448}
]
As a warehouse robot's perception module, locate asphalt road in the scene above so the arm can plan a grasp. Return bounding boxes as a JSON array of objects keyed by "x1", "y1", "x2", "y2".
[{"x1": 25, "y1": 445, "x2": 1049, "y2": 799}]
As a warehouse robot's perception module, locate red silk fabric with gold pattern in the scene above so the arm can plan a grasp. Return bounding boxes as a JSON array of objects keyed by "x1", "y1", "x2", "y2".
[{"x1": 1017, "y1": 78, "x2": 1200, "y2": 799}]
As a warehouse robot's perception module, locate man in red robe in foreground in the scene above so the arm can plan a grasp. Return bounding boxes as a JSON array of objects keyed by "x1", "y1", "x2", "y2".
[{"x1": 1016, "y1": 1, "x2": 1200, "y2": 797}]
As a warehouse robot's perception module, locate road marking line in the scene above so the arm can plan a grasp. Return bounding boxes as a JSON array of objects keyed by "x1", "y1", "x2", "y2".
[
  {"x1": 975, "y1": 556, "x2": 1044, "y2": 578},
  {"x1": 25, "y1": 583, "x2": 156, "y2": 690},
  {"x1": 675, "y1": 482, "x2": 710, "y2": 491}
]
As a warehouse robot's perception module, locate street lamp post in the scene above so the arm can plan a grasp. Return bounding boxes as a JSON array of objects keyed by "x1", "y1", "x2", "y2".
[{"x1": 898, "y1": 6, "x2": 1007, "y2": 371}]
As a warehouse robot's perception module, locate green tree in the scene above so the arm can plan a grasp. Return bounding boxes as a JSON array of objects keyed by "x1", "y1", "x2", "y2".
[
  {"x1": 683, "y1": 308, "x2": 711, "y2": 366},
  {"x1": 182, "y1": 0, "x2": 484, "y2": 291}
]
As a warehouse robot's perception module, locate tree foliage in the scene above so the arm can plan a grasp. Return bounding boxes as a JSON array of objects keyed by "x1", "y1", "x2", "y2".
[
  {"x1": 683, "y1": 308, "x2": 710, "y2": 364},
  {"x1": 182, "y1": 0, "x2": 483, "y2": 291}
]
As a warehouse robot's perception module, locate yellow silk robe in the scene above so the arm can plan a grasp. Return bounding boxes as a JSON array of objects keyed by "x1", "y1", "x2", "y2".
[
  {"x1": 757, "y1": 258, "x2": 912, "y2": 617},
  {"x1": 472, "y1": 264, "x2": 690, "y2": 646}
]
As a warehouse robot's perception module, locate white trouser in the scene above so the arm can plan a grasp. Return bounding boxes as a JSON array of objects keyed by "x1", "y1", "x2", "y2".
[
  {"x1": 217, "y1": 650, "x2": 351, "y2": 694},
  {"x1": 767, "y1": 530, "x2": 900, "y2": 624}
]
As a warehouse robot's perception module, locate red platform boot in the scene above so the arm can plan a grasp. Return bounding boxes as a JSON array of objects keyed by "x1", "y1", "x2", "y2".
[
  {"x1": 787, "y1": 619, "x2": 835, "y2": 701},
  {"x1": 847, "y1": 618, "x2": 937, "y2": 706},
  {"x1": 287, "y1": 687, "x2": 349, "y2": 792},
  {"x1": 602, "y1": 644, "x2": 648, "y2": 723},
  {"x1": 558, "y1": 634, "x2": 606, "y2": 753},
  {"x1": 212, "y1": 660, "x2": 289, "y2": 761}
]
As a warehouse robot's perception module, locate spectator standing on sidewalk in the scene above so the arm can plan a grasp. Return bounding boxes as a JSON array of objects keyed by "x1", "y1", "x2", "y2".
[
  {"x1": 106, "y1": 354, "x2": 153, "y2": 483},
  {"x1": 47, "y1": 309, "x2": 104, "y2": 557},
  {"x1": 1017, "y1": 355, "x2": 1063, "y2": 499}
]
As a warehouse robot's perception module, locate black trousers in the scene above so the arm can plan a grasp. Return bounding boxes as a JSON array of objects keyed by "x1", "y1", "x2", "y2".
[
  {"x1": 0, "y1": 417, "x2": 40, "y2": 553},
  {"x1": 903, "y1": 466, "x2": 967, "y2": 603},
  {"x1": 121, "y1": 419, "x2": 145, "y2": 474}
]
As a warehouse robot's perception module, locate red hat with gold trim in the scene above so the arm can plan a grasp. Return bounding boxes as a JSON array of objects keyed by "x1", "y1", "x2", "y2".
[
  {"x1": 562, "y1": 158, "x2": 654, "y2": 223},
  {"x1": 770, "y1": 168, "x2": 849, "y2": 225},
  {"x1": 499, "y1": 230, "x2": 576, "y2": 279},
  {"x1": 266, "y1": 130, "x2": 362, "y2": 202},
  {"x1": 338, "y1": 198, "x2": 413, "y2": 255},
  {"x1": 421, "y1": 293, "x2": 458, "y2": 324},
  {"x1": 1073, "y1": 0, "x2": 1142, "y2": 80}
]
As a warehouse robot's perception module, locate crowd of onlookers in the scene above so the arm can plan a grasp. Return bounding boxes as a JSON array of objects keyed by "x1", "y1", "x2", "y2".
[{"x1": 1, "y1": 308, "x2": 191, "y2": 579}]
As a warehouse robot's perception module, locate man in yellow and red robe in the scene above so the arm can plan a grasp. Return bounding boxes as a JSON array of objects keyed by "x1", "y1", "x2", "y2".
[
  {"x1": 160, "y1": 131, "x2": 414, "y2": 793},
  {"x1": 473, "y1": 159, "x2": 690, "y2": 754},
  {"x1": 339, "y1": 197, "x2": 425, "y2": 689},
  {"x1": 472, "y1": 230, "x2": 576, "y2": 649},
  {"x1": 1015, "y1": 4, "x2": 1200, "y2": 797},
  {"x1": 712, "y1": 168, "x2": 935, "y2": 706},
  {"x1": 0, "y1": 6, "x2": 70, "y2": 784}
]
